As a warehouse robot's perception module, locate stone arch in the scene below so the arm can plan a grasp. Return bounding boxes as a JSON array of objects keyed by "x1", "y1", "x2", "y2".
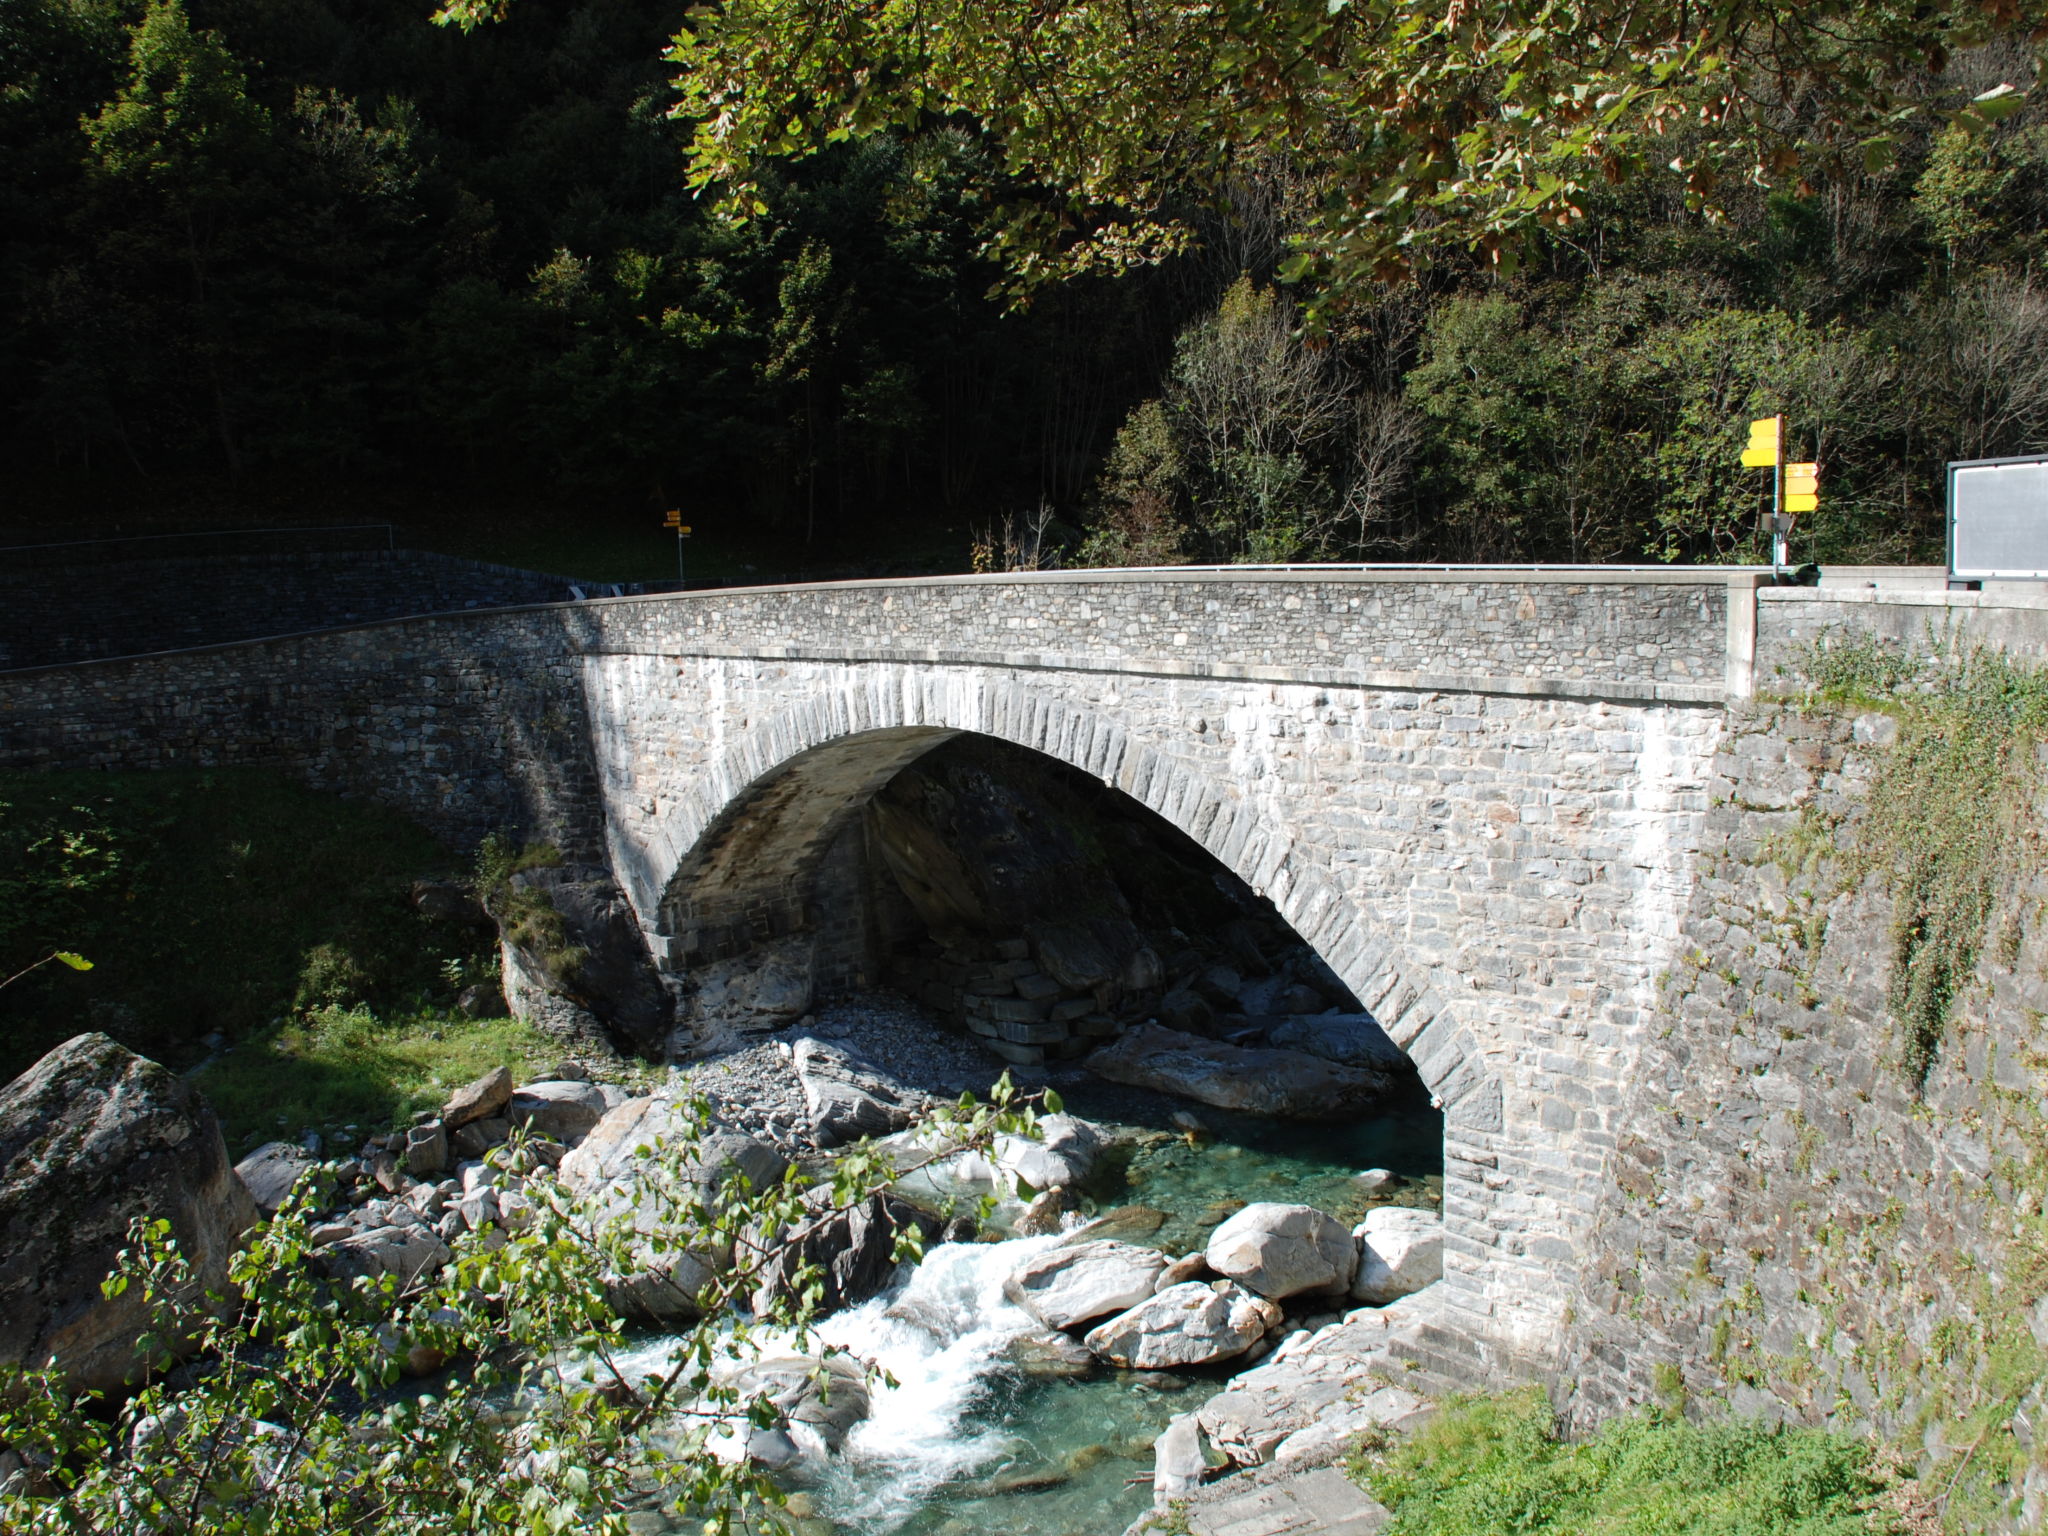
[{"x1": 639, "y1": 666, "x2": 1498, "y2": 1135}]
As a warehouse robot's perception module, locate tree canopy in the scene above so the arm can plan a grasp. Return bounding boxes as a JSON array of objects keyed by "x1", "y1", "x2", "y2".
[{"x1": 609, "y1": 0, "x2": 2048, "y2": 300}]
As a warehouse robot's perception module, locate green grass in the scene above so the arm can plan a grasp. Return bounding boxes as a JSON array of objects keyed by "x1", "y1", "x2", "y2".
[
  {"x1": 1354, "y1": 1390, "x2": 1911, "y2": 1536},
  {"x1": 192, "y1": 1003, "x2": 560, "y2": 1154},
  {"x1": 0, "y1": 766, "x2": 498, "y2": 1081}
]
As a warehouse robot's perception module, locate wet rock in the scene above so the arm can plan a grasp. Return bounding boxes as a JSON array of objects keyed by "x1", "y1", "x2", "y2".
[
  {"x1": 234, "y1": 1141, "x2": 316, "y2": 1215},
  {"x1": 1083, "y1": 1281, "x2": 1281, "y2": 1369},
  {"x1": 748, "y1": 1188, "x2": 936, "y2": 1317},
  {"x1": 1007, "y1": 1327, "x2": 1098, "y2": 1378},
  {"x1": 1086, "y1": 1025, "x2": 1394, "y2": 1120},
  {"x1": 1206, "y1": 1203, "x2": 1357, "y2": 1301},
  {"x1": 1350, "y1": 1207, "x2": 1442, "y2": 1305},
  {"x1": 726, "y1": 1354, "x2": 871, "y2": 1455},
  {"x1": 506, "y1": 1080, "x2": 608, "y2": 1143},
  {"x1": 1004, "y1": 1240, "x2": 1170, "y2": 1330},
  {"x1": 1265, "y1": 1015, "x2": 1407, "y2": 1072},
  {"x1": 1064, "y1": 1205, "x2": 1168, "y2": 1244},
  {"x1": 1353, "y1": 1168, "x2": 1399, "y2": 1192},
  {"x1": 0, "y1": 1034, "x2": 260, "y2": 1395},
  {"x1": 793, "y1": 1037, "x2": 927, "y2": 1146},
  {"x1": 441, "y1": 1067, "x2": 514, "y2": 1130},
  {"x1": 1014, "y1": 1186, "x2": 1074, "y2": 1236},
  {"x1": 991, "y1": 1113, "x2": 1104, "y2": 1192}
]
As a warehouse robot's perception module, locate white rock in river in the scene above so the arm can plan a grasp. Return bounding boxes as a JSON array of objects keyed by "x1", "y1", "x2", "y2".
[
  {"x1": 1083, "y1": 1281, "x2": 1281, "y2": 1369},
  {"x1": 996, "y1": 1113, "x2": 1103, "y2": 1191},
  {"x1": 505, "y1": 1079, "x2": 608, "y2": 1142},
  {"x1": 1350, "y1": 1207, "x2": 1442, "y2": 1305},
  {"x1": 1003, "y1": 1239, "x2": 1169, "y2": 1330},
  {"x1": 1206, "y1": 1202, "x2": 1357, "y2": 1300}
]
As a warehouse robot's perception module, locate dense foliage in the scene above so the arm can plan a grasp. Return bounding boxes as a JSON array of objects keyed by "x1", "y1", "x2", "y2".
[
  {"x1": 7, "y1": 0, "x2": 2048, "y2": 566},
  {"x1": 0, "y1": 768, "x2": 500, "y2": 1085},
  {"x1": 0, "y1": 1083, "x2": 1052, "y2": 1535},
  {"x1": 1353, "y1": 1388, "x2": 1920, "y2": 1535}
]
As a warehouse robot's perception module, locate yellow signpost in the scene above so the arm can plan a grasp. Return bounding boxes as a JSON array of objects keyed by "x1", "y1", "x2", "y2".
[
  {"x1": 1740, "y1": 416, "x2": 1818, "y2": 576},
  {"x1": 663, "y1": 510, "x2": 691, "y2": 585}
]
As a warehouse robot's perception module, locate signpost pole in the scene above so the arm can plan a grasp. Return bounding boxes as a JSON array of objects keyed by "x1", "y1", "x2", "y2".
[
  {"x1": 1772, "y1": 415, "x2": 1786, "y2": 581},
  {"x1": 662, "y1": 511, "x2": 691, "y2": 589}
]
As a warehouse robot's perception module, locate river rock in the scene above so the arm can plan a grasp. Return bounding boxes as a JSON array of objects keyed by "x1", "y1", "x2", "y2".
[
  {"x1": 1063, "y1": 1204, "x2": 1168, "y2": 1244},
  {"x1": 1000, "y1": 1113, "x2": 1104, "y2": 1190},
  {"x1": 1082, "y1": 1281, "x2": 1281, "y2": 1369},
  {"x1": 1265, "y1": 1014, "x2": 1408, "y2": 1072},
  {"x1": 562, "y1": 1096, "x2": 787, "y2": 1199},
  {"x1": 234, "y1": 1141, "x2": 315, "y2": 1215},
  {"x1": 1351, "y1": 1207, "x2": 1442, "y2": 1305},
  {"x1": 1004, "y1": 1240, "x2": 1169, "y2": 1330},
  {"x1": 1085, "y1": 1025, "x2": 1393, "y2": 1119},
  {"x1": 1206, "y1": 1203, "x2": 1357, "y2": 1301},
  {"x1": 792, "y1": 1037, "x2": 926, "y2": 1146},
  {"x1": 404, "y1": 1121, "x2": 449, "y2": 1179},
  {"x1": 1194, "y1": 1310, "x2": 1434, "y2": 1466},
  {"x1": 748, "y1": 1188, "x2": 936, "y2": 1317},
  {"x1": 1006, "y1": 1328, "x2": 1098, "y2": 1378},
  {"x1": 0, "y1": 1033, "x2": 260, "y2": 1396},
  {"x1": 1155, "y1": 1251, "x2": 1211, "y2": 1292},
  {"x1": 726, "y1": 1353, "x2": 871, "y2": 1455},
  {"x1": 1154, "y1": 1413, "x2": 1210, "y2": 1503},
  {"x1": 506, "y1": 1079, "x2": 608, "y2": 1142},
  {"x1": 316, "y1": 1223, "x2": 451, "y2": 1286},
  {"x1": 442, "y1": 1067, "x2": 513, "y2": 1130}
]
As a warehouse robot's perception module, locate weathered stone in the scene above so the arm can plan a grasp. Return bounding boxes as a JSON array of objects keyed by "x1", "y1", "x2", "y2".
[
  {"x1": 0, "y1": 1034, "x2": 259, "y2": 1396},
  {"x1": 441, "y1": 1066, "x2": 513, "y2": 1130},
  {"x1": 748, "y1": 1189, "x2": 936, "y2": 1317},
  {"x1": 1013, "y1": 1186, "x2": 1074, "y2": 1236},
  {"x1": 996, "y1": 1113, "x2": 1103, "y2": 1191},
  {"x1": 1006, "y1": 1327, "x2": 1098, "y2": 1378},
  {"x1": 1156, "y1": 1251, "x2": 1212, "y2": 1293},
  {"x1": 1087, "y1": 1025, "x2": 1395, "y2": 1120},
  {"x1": 1065, "y1": 1205, "x2": 1168, "y2": 1245},
  {"x1": 404, "y1": 1122, "x2": 449, "y2": 1179},
  {"x1": 1082, "y1": 1281, "x2": 1281, "y2": 1369},
  {"x1": 1351, "y1": 1207, "x2": 1442, "y2": 1306},
  {"x1": 1154, "y1": 1413, "x2": 1209, "y2": 1503},
  {"x1": 452, "y1": 1117, "x2": 510, "y2": 1158},
  {"x1": 234, "y1": 1141, "x2": 315, "y2": 1215},
  {"x1": 1265, "y1": 1014, "x2": 1408, "y2": 1072},
  {"x1": 725, "y1": 1354, "x2": 871, "y2": 1456},
  {"x1": 1004, "y1": 1241, "x2": 1170, "y2": 1331},
  {"x1": 494, "y1": 863, "x2": 671, "y2": 1054},
  {"x1": 316, "y1": 1223, "x2": 451, "y2": 1286},
  {"x1": 793, "y1": 1038, "x2": 925, "y2": 1146},
  {"x1": 1177, "y1": 1463, "x2": 1391, "y2": 1536},
  {"x1": 505, "y1": 1079, "x2": 607, "y2": 1143},
  {"x1": 1207, "y1": 1203, "x2": 1358, "y2": 1301}
]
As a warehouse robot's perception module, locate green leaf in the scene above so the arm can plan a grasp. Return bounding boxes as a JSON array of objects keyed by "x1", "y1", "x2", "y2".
[
  {"x1": 1042, "y1": 1088, "x2": 1063, "y2": 1115},
  {"x1": 53, "y1": 951, "x2": 93, "y2": 971},
  {"x1": 1973, "y1": 83, "x2": 2026, "y2": 122}
]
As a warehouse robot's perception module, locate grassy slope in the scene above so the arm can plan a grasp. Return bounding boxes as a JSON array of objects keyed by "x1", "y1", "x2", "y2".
[
  {"x1": 1354, "y1": 1389, "x2": 1923, "y2": 1536},
  {"x1": 0, "y1": 767, "x2": 557, "y2": 1149}
]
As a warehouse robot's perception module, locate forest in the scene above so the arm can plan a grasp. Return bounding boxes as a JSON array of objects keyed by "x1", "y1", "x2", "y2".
[{"x1": 6, "y1": 0, "x2": 2048, "y2": 573}]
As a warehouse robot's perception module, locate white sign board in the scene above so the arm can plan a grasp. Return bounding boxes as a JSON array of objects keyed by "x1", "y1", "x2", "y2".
[{"x1": 1951, "y1": 456, "x2": 2048, "y2": 580}]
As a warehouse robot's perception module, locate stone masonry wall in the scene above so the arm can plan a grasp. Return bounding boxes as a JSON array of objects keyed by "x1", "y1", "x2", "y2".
[
  {"x1": 1562, "y1": 696, "x2": 2048, "y2": 1530},
  {"x1": 0, "y1": 550, "x2": 593, "y2": 671}
]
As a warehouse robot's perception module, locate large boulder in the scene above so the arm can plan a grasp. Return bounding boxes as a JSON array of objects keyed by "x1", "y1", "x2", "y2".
[
  {"x1": 747, "y1": 1188, "x2": 937, "y2": 1317},
  {"x1": 557, "y1": 1096, "x2": 787, "y2": 1325},
  {"x1": 1206, "y1": 1203, "x2": 1357, "y2": 1301},
  {"x1": 505, "y1": 1079, "x2": 608, "y2": 1143},
  {"x1": 723, "y1": 1354, "x2": 871, "y2": 1459},
  {"x1": 1003, "y1": 1240, "x2": 1169, "y2": 1331},
  {"x1": 1351, "y1": 1207, "x2": 1443, "y2": 1305},
  {"x1": 1265, "y1": 1015, "x2": 1408, "y2": 1072},
  {"x1": 1082, "y1": 1281, "x2": 1281, "y2": 1370},
  {"x1": 234, "y1": 1141, "x2": 315, "y2": 1215},
  {"x1": 441, "y1": 1066, "x2": 514, "y2": 1130},
  {"x1": 493, "y1": 862, "x2": 671, "y2": 1055},
  {"x1": 793, "y1": 1037, "x2": 927, "y2": 1147},
  {"x1": 1086, "y1": 1025, "x2": 1394, "y2": 1119},
  {"x1": 0, "y1": 1034, "x2": 259, "y2": 1395}
]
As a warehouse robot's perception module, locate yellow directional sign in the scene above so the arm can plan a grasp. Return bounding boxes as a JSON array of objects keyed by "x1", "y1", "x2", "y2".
[
  {"x1": 1740, "y1": 416, "x2": 1782, "y2": 468},
  {"x1": 1784, "y1": 461, "x2": 1818, "y2": 511}
]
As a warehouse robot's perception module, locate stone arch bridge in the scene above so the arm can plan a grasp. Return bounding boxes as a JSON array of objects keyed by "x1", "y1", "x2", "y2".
[{"x1": 1, "y1": 566, "x2": 1804, "y2": 1382}]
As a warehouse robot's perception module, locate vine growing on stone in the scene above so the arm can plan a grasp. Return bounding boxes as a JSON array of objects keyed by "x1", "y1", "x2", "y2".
[{"x1": 1805, "y1": 632, "x2": 2048, "y2": 1088}]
